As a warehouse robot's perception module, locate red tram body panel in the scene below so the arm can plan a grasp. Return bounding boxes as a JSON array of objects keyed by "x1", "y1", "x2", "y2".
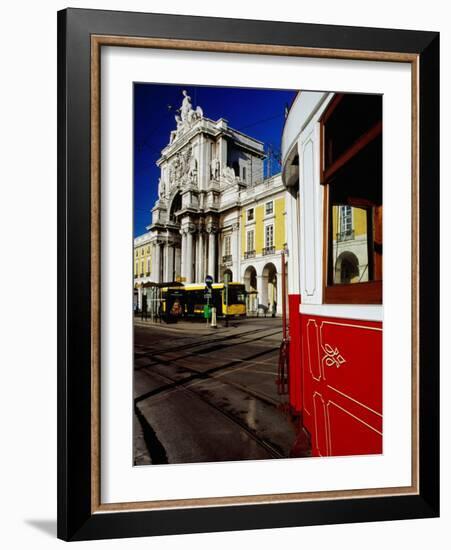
[
  {"x1": 288, "y1": 294, "x2": 302, "y2": 413},
  {"x1": 288, "y1": 295, "x2": 382, "y2": 458},
  {"x1": 283, "y1": 90, "x2": 383, "y2": 459},
  {"x1": 299, "y1": 314, "x2": 382, "y2": 457}
]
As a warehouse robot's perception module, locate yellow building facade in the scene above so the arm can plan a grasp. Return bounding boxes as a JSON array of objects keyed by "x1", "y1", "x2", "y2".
[
  {"x1": 134, "y1": 174, "x2": 288, "y2": 315},
  {"x1": 133, "y1": 232, "x2": 153, "y2": 310},
  {"x1": 134, "y1": 243, "x2": 152, "y2": 279},
  {"x1": 239, "y1": 174, "x2": 287, "y2": 315}
]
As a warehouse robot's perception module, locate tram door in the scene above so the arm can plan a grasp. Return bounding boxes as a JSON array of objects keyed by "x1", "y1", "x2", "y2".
[{"x1": 301, "y1": 315, "x2": 383, "y2": 457}]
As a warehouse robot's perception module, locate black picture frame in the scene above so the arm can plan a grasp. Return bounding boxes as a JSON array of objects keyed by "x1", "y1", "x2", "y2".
[{"x1": 57, "y1": 8, "x2": 439, "y2": 541}]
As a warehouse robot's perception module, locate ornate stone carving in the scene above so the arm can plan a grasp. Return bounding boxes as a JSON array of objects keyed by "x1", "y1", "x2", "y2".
[
  {"x1": 180, "y1": 221, "x2": 197, "y2": 235},
  {"x1": 206, "y1": 223, "x2": 218, "y2": 234},
  {"x1": 187, "y1": 151, "x2": 198, "y2": 184},
  {"x1": 210, "y1": 157, "x2": 220, "y2": 180},
  {"x1": 168, "y1": 145, "x2": 199, "y2": 189},
  {"x1": 169, "y1": 90, "x2": 204, "y2": 144},
  {"x1": 222, "y1": 165, "x2": 237, "y2": 183},
  {"x1": 158, "y1": 177, "x2": 166, "y2": 199}
]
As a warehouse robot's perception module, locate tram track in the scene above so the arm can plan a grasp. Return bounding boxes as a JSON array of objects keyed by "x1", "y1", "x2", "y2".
[
  {"x1": 135, "y1": 324, "x2": 280, "y2": 357},
  {"x1": 135, "y1": 343, "x2": 279, "y2": 403},
  {"x1": 134, "y1": 321, "x2": 291, "y2": 463},
  {"x1": 135, "y1": 328, "x2": 283, "y2": 407},
  {"x1": 134, "y1": 327, "x2": 282, "y2": 371},
  {"x1": 135, "y1": 360, "x2": 285, "y2": 461}
]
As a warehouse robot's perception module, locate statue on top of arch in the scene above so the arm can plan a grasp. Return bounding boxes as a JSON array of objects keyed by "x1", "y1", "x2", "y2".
[{"x1": 169, "y1": 90, "x2": 204, "y2": 144}]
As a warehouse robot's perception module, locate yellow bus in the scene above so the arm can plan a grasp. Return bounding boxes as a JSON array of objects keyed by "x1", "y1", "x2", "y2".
[{"x1": 161, "y1": 282, "x2": 246, "y2": 318}]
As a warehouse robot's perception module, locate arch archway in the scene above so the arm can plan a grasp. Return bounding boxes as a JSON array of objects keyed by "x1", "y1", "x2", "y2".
[
  {"x1": 222, "y1": 269, "x2": 233, "y2": 283},
  {"x1": 243, "y1": 266, "x2": 257, "y2": 313},
  {"x1": 261, "y1": 262, "x2": 277, "y2": 314},
  {"x1": 334, "y1": 251, "x2": 359, "y2": 284},
  {"x1": 169, "y1": 192, "x2": 182, "y2": 223}
]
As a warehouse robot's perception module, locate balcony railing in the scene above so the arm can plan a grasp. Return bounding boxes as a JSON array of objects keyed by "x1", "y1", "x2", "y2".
[
  {"x1": 262, "y1": 246, "x2": 275, "y2": 256},
  {"x1": 244, "y1": 250, "x2": 255, "y2": 259},
  {"x1": 222, "y1": 255, "x2": 233, "y2": 265}
]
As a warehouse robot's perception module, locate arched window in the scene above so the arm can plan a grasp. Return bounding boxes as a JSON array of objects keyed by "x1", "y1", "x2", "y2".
[{"x1": 334, "y1": 251, "x2": 360, "y2": 284}]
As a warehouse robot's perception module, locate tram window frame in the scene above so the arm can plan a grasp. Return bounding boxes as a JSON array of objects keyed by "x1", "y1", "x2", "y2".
[{"x1": 320, "y1": 93, "x2": 383, "y2": 305}]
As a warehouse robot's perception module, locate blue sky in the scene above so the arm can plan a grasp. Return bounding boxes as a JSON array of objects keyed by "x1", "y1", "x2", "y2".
[{"x1": 134, "y1": 83, "x2": 297, "y2": 237}]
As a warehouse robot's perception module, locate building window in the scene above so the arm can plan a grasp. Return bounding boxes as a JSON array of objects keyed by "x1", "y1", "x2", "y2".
[
  {"x1": 265, "y1": 201, "x2": 273, "y2": 215},
  {"x1": 265, "y1": 224, "x2": 274, "y2": 248},
  {"x1": 224, "y1": 235, "x2": 231, "y2": 256},
  {"x1": 147, "y1": 257, "x2": 151, "y2": 274},
  {"x1": 242, "y1": 166, "x2": 247, "y2": 181},
  {"x1": 322, "y1": 93, "x2": 382, "y2": 304},
  {"x1": 141, "y1": 248, "x2": 144, "y2": 256},
  {"x1": 247, "y1": 230, "x2": 254, "y2": 252},
  {"x1": 135, "y1": 262, "x2": 138, "y2": 275},
  {"x1": 147, "y1": 246, "x2": 150, "y2": 254},
  {"x1": 245, "y1": 230, "x2": 255, "y2": 259},
  {"x1": 338, "y1": 205, "x2": 353, "y2": 240},
  {"x1": 141, "y1": 260, "x2": 144, "y2": 275},
  {"x1": 247, "y1": 208, "x2": 254, "y2": 222},
  {"x1": 135, "y1": 250, "x2": 138, "y2": 258}
]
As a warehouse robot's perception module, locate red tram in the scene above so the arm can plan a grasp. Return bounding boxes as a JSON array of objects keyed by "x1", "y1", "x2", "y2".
[{"x1": 281, "y1": 91, "x2": 383, "y2": 457}]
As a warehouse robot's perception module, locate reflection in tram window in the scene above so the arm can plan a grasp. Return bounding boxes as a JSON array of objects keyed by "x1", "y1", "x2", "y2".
[
  {"x1": 332, "y1": 205, "x2": 369, "y2": 284},
  {"x1": 322, "y1": 92, "x2": 383, "y2": 303}
]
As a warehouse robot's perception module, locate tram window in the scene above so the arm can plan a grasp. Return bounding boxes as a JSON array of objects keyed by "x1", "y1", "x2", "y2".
[
  {"x1": 227, "y1": 286, "x2": 246, "y2": 304},
  {"x1": 321, "y1": 93, "x2": 382, "y2": 304}
]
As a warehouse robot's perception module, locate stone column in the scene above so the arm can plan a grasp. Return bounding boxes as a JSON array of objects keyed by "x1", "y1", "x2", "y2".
[
  {"x1": 208, "y1": 231, "x2": 216, "y2": 280},
  {"x1": 196, "y1": 231, "x2": 204, "y2": 282},
  {"x1": 180, "y1": 231, "x2": 186, "y2": 280},
  {"x1": 150, "y1": 243, "x2": 156, "y2": 281},
  {"x1": 218, "y1": 135, "x2": 227, "y2": 172},
  {"x1": 257, "y1": 275, "x2": 265, "y2": 311},
  {"x1": 198, "y1": 135, "x2": 208, "y2": 191},
  {"x1": 186, "y1": 231, "x2": 194, "y2": 283},
  {"x1": 165, "y1": 245, "x2": 174, "y2": 282},
  {"x1": 162, "y1": 243, "x2": 168, "y2": 282},
  {"x1": 174, "y1": 245, "x2": 181, "y2": 280},
  {"x1": 154, "y1": 242, "x2": 161, "y2": 283},
  {"x1": 138, "y1": 286, "x2": 143, "y2": 310},
  {"x1": 231, "y1": 222, "x2": 240, "y2": 282}
]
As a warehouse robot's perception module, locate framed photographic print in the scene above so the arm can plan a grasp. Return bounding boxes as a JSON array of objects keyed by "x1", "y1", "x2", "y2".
[{"x1": 57, "y1": 8, "x2": 439, "y2": 541}]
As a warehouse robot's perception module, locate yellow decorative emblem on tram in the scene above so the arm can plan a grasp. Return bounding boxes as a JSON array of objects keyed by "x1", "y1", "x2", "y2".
[{"x1": 321, "y1": 344, "x2": 346, "y2": 369}]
